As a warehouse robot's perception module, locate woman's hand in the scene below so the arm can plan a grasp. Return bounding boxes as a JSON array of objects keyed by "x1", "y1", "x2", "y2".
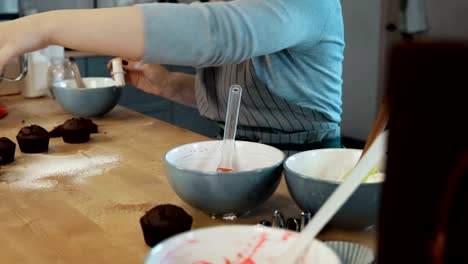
[
  {"x1": 108, "y1": 60, "x2": 171, "y2": 96},
  {"x1": 108, "y1": 60, "x2": 197, "y2": 107},
  {"x1": 0, "y1": 13, "x2": 52, "y2": 72}
]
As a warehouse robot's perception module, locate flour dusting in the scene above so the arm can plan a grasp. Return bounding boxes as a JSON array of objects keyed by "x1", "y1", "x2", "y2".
[{"x1": 0, "y1": 152, "x2": 120, "y2": 190}]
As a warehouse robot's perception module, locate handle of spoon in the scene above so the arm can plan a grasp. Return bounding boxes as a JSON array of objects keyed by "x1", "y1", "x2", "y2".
[
  {"x1": 217, "y1": 85, "x2": 242, "y2": 172},
  {"x1": 223, "y1": 85, "x2": 242, "y2": 141}
]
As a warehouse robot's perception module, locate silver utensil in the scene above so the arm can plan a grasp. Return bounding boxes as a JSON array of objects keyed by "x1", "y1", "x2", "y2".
[{"x1": 0, "y1": 54, "x2": 28, "y2": 82}]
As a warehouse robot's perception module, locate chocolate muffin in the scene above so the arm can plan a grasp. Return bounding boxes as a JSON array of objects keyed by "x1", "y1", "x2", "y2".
[
  {"x1": 86, "y1": 119, "x2": 98, "y2": 134},
  {"x1": 140, "y1": 204, "x2": 193, "y2": 247},
  {"x1": 70, "y1": 117, "x2": 98, "y2": 134},
  {"x1": 61, "y1": 118, "x2": 93, "y2": 144},
  {"x1": 0, "y1": 137, "x2": 16, "y2": 165},
  {"x1": 49, "y1": 125, "x2": 63, "y2": 138},
  {"x1": 16, "y1": 125, "x2": 50, "y2": 153},
  {"x1": 49, "y1": 117, "x2": 98, "y2": 139}
]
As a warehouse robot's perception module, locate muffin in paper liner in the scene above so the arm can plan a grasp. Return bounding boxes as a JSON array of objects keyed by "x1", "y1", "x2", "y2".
[{"x1": 325, "y1": 241, "x2": 375, "y2": 264}]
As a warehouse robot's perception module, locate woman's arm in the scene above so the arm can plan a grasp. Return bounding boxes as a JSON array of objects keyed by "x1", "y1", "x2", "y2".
[
  {"x1": 139, "y1": 0, "x2": 334, "y2": 67},
  {"x1": 0, "y1": 6, "x2": 144, "y2": 72},
  {"x1": 161, "y1": 72, "x2": 197, "y2": 106},
  {"x1": 0, "y1": 0, "x2": 335, "y2": 71},
  {"x1": 0, "y1": 6, "x2": 198, "y2": 105}
]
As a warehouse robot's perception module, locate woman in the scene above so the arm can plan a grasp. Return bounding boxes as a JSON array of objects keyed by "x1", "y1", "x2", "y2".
[{"x1": 0, "y1": 0, "x2": 344, "y2": 154}]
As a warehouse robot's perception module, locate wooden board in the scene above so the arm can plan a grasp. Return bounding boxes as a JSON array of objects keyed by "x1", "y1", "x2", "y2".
[{"x1": 0, "y1": 95, "x2": 375, "y2": 263}]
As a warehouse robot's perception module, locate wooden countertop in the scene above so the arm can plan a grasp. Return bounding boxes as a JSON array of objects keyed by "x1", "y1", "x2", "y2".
[{"x1": 0, "y1": 95, "x2": 376, "y2": 263}]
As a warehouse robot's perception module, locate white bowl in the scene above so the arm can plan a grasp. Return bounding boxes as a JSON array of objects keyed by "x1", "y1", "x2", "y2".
[{"x1": 144, "y1": 225, "x2": 341, "y2": 264}]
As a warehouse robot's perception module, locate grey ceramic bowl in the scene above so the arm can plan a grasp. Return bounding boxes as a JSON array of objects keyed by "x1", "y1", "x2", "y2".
[
  {"x1": 53, "y1": 77, "x2": 121, "y2": 117},
  {"x1": 164, "y1": 140, "x2": 285, "y2": 219},
  {"x1": 284, "y1": 149, "x2": 384, "y2": 230}
]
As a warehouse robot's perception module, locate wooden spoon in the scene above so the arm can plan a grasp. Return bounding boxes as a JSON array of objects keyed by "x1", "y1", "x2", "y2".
[
  {"x1": 360, "y1": 96, "x2": 390, "y2": 159},
  {"x1": 341, "y1": 96, "x2": 389, "y2": 181},
  {"x1": 68, "y1": 57, "x2": 86, "y2": 88}
]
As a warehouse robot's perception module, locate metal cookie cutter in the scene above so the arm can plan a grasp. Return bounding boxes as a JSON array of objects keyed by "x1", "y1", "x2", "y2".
[
  {"x1": 300, "y1": 210, "x2": 313, "y2": 231},
  {"x1": 272, "y1": 210, "x2": 286, "y2": 229},
  {"x1": 285, "y1": 217, "x2": 301, "y2": 232},
  {"x1": 258, "y1": 210, "x2": 315, "y2": 232}
]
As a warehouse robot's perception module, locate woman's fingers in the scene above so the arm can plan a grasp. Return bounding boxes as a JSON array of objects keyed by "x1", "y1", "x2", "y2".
[
  {"x1": 107, "y1": 59, "x2": 145, "y2": 78},
  {"x1": 106, "y1": 60, "x2": 112, "y2": 70},
  {"x1": 122, "y1": 60, "x2": 145, "y2": 71},
  {"x1": 107, "y1": 58, "x2": 146, "y2": 88}
]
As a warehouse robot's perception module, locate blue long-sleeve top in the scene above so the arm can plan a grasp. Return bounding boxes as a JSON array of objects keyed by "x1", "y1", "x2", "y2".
[{"x1": 139, "y1": 0, "x2": 344, "y2": 127}]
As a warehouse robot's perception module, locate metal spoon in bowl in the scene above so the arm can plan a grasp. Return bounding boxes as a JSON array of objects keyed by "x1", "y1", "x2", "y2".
[
  {"x1": 274, "y1": 130, "x2": 389, "y2": 263},
  {"x1": 68, "y1": 57, "x2": 86, "y2": 88},
  {"x1": 216, "y1": 85, "x2": 242, "y2": 173}
]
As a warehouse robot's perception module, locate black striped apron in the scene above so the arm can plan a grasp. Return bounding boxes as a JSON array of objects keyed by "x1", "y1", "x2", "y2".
[{"x1": 195, "y1": 59, "x2": 341, "y2": 155}]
